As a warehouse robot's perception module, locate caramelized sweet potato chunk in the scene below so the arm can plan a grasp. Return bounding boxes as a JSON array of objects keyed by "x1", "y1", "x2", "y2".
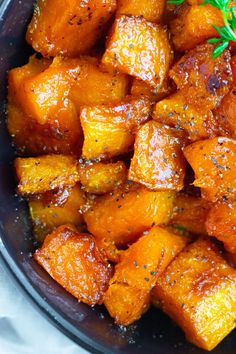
[
  {"x1": 29, "y1": 185, "x2": 86, "y2": 242},
  {"x1": 153, "y1": 91, "x2": 217, "y2": 141},
  {"x1": 170, "y1": 194, "x2": 211, "y2": 234},
  {"x1": 214, "y1": 88, "x2": 236, "y2": 138},
  {"x1": 170, "y1": 4, "x2": 223, "y2": 52},
  {"x1": 117, "y1": 0, "x2": 165, "y2": 22},
  {"x1": 129, "y1": 121, "x2": 186, "y2": 191},
  {"x1": 69, "y1": 58, "x2": 129, "y2": 112},
  {"x1": 206, "y1": 202, "x2": 236, "y2": 253},
  {"x1": 15, "y1": 155, "x2": 79, "y2": 195},
  {"x1": 21, "y1": 57, "x2": 82, "y2": 124},
  {"x1": 153, "y1": 238, "x2": 236, "y2": 351},
  {"x1": 26, "y1": 0, "x2": 116, "y2": 57},
  {"x1": 8, "y1": 55, "x2": 50, "y2": 106},
  {"x1": 34, "y1": 225, "x2": 112, "y2": 305},
  {"x1": 80, "y1": 96, "x2": 152, "y2": 159},
  {"x1": 79, "y1": 161, "x2": 127, "y2": 194},
  {"x1": 102, "y1": 16, "x2": 173, "y2": 87},
  {"x1": 104, "y1": 226, "x2": 188, "y2": 325},
  {"x1": 184, "y1": 137, "x2": 236, "y2": 202},
  {"x1": 84, "y1": 184, "x2": 175, "y2": 247},
  {"x1": 131, "y1": 78, "x2": 174, "y2": 102},
  {"x1": 170, "y1": 43, "x2": 232, "y2": 111}
]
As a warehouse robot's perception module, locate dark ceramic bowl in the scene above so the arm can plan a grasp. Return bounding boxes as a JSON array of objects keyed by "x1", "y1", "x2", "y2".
[{"x1": 0, "y1": 1, "x2": 235, "y2": 353}]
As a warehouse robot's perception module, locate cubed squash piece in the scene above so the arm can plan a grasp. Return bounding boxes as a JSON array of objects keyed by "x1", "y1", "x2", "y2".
[
  {"x1": 206, "y1": 202, "x2": 236, "y2": 253},
  {"x1": 153, "y1": 238, "x2": 236, "y2": 351},
  {"x1": 102, "y1": 16, "x2": 173, "y2": 88},
  {"x1": 7, "y1": 104, "x2": 82, "y2": 156},
  {"x1": 34, "y1": 225, "x2": 112, "y2": 305},
  {"x1": 131, "y1": 78, "x2": 174, "y2": 102},
  {"x1": 184, "y1": 137, "x2": 236, "y2": 202},
  {"x1": 169, "y1": 44, "x2": 232, "y2": 111},
  {"x1": 29, "y1": 185, "x2": 86, "y2": 242},
  {"x1": 153, "y1": 91, "x2": 217, "y2": 141},
  {"x1": 117, "y1": 0, "x2": 165, "y2": 22},
  {"x1": 129, "y1": 121, "x2": 186, "y2": 191},
  {"x1": 84, "y1": 184, "x2": 175, "y2": 247},
  {"x1": 69, "y1": 58, "x2": 129, "y2": 112},
  {"x1": 26, "y1": 0, "x2": 117, "y2": 57},
  {"x1": 170, "y1": 4, "x2": 223, "y2": 52},
  {"x1": 104, "y1": 226, "x2": 188, "y2": 325},
  {"x1": 170, "y1": 194, "x2": 211, "y2": 235},
  {"x1": 21, "y1": 57, "x2": 82, "y2": 124},
  {"x1": 8, "y1": 55, "x2": 50, "y2": 106},
  {"x1": 79, "y1": 161, "x2": 127, "y2": 194},
  {"x1": 214, "y1": 88, "x2": 236, "y2": 138},
  {"x1": 15, "y1": 155, "x2": 79, "y2": 195},
  {"x1": 80, "y1": 96, "x2": 152, "y2": 159}
]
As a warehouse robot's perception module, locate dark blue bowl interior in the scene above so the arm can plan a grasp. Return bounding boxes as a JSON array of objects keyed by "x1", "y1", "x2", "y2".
[{"x1": 0, "y1": 1, "x2": 235, "y2": 353}]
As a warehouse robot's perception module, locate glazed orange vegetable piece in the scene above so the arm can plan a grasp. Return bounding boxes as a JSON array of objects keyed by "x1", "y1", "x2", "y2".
[
  {"x1": 170, "y1": 4, "x2": 224, "y2": 52},
  {"x1": 29, "y1": 185, "x2": 86, "y2": 242},
  {"x1": 15, "y1": 155, "x2": 79, "y2": 195},
  {"x1": 84, "y1": 184, "x2": 175, "y2": 247},
  {"x1": 34, "y1": 225, "x2": 112, "y2": 306},
  {"x1": 206, "y1": 202, "x2": 236, "y2": 253},
  {"x1": 102, "y1": 16, "x2": 173, "y2": 88},
  {"x1": 214, "y1": 88, "x2": 236, "y2": 138},
  {"x1": 117, "y1": 0, "x2": 165, "y2": 22},
  {"x1": 170, "y1": 43, "x2": 232, "y2": 111},
  {"x1": 170, "y1": 194, "x2": 211, "y2": 235},
  {"x1": 153, "y1": 91, "x2": 217, "y2": 141},
  {"x1": 104, "y1": 226, "x2": 188, "y2": 325},
  {"x1": 153, "y1": 238, "x2": 236, "y2": 351},
  {"x1": 184, "y1": 137, "x2": 236, "y2": 202},
  {"x1": 131, "y1": 78, "x2": 173, "y2": 102},
  {"x1": 69, "y1": 57, "x2": 129, "y2": 113},
  {"x1": 21, "y1": 57, "x2": 82, "y2": 124},
  {"x1": 79, "y1": 161, "x2": 127, "y2": 194},
  {"x1": 7, "y1": 104, "x2": 82, "y2": 156},
  {"x1": 80, "y1": 96, "x2": 152, "y2": 160},
  {"x1": 8, "y1": 55, "x2": 50, "y2": 107},
  {"x1": 129, "y1": 121, "x2": 186, "y2": 191},
  {"x1": 26, "y1": 0, "x2": 117, "y2": 57}
]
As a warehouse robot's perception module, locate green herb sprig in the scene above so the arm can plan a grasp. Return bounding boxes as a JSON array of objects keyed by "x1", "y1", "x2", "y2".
[{"x1": 168, "y1": 0, "x2": 236, "y2": 58}]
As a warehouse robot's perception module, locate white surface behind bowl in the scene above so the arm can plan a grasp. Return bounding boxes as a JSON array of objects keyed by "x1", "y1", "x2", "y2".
[{"x1": 0, "y1": 258, "x2": 88, "y2": 354}]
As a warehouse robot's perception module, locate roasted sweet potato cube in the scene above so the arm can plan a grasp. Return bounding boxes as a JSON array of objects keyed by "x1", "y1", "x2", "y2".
[
  {"x1": 131, "y1": 78, "x2": 174, "y2": 102},
  {"x1": 153, "y1": 238, "x2": 236, "y2": 351},
  {"x1": 102, "y1": 16, "x2": 173, "y2": 88},
  {"x1": 169, "y1": 44, "x2": 232, "y2": 111},
  {"x1": 214, "y1": 88, "x2": 236, "y2": 138},
  {"x1": 26, "y1": 0, "x2": 116, "y2": 57},
  {"x1": 170, "y1": 194, "x2": 211, "y2": 235},
  {"x1": 15, "y1": 155, "x2": 79, "y2": 195},
  {"x1": 21, "y1": 57, "x2": 82, "y2": 124},
  {"x1": 34, "y1": 225, "x2": 112, "y2": 305},
  {"x1": 7, "y1": 104, "x2": 82, "y2": 156},
  {"x1": 104, "y1": 226, "x2": 188, "y2": 325},
  {"x1": 206, "y1": 202, "x2": 236, "y2": 253},
  {"x1": 79, "y1": 161, "x2": 127, "y2": 194},
  {"x1": 153, "y1": 91, "x2": 217, "y2": 141},
  {"x1": 8, "y1": 55, "x2": 50, "y2": 106},
  {"x1": 184, "y1": 137, "x2": 236, "y2": 202},
  {"x1": 80, "y1": 96, "x2": 152, "y2": 159},
  {"x1": 69, "y1": 58, "x2": 129, "y2": 113},
  {"x1": 129, "y1": 121, "x2": 186, "y2": 191},
  {"x1": 170, "y1": 4, "x2": 223, "y2": 52},
  {"x1": 117, "y1": 0, "x2": 165, "y2": 22},
  {"x1": 84, "y1": 184, "x2": 175, "y2": 247},
  {"x1": 29, "y1": 185, "x2": 86, "y2": 242}
]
